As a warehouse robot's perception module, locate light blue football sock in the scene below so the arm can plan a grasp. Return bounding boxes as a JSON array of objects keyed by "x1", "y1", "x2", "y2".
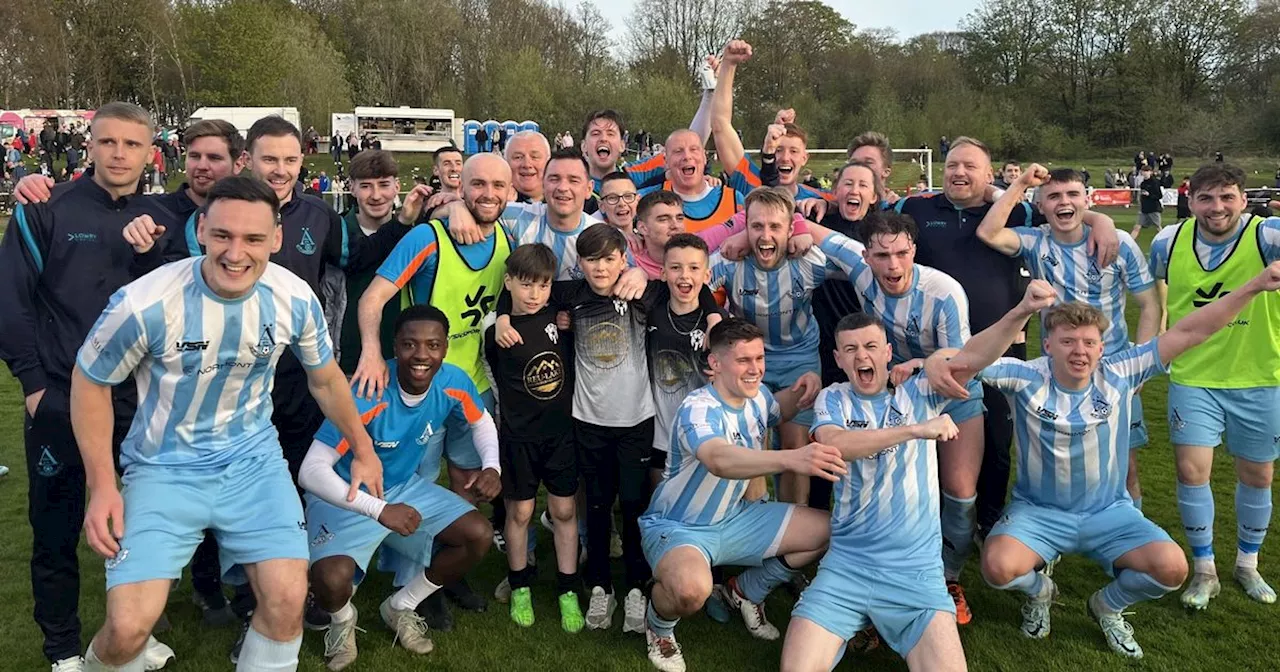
[
  {"x1": 941, "y1": 492, "x2": 977, "y2": 581},
  {"x1": 646, "y1": 600, "x2": 679, "y2": 637},
  {"x1": 992, "y1": 569, "x2": 1049, "y2": 599},
  {"x1": 735, "y1": 556, "x2": 797, "y2": 604},
  {"x1": 1100, "y1": 570, "x2": 1176, "y2": 612},
  {"x1": 1236, "y1": 482, "x2": 1271, "y2": 555},
  {"x1": 1177, "y1": 481, "x2": 1215, "y2": 559}
]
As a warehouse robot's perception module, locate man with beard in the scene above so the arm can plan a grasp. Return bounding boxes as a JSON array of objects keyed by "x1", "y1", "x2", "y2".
[
  {"x1": 433, "y1": 146, "x2": 464, "y2": 199},
  {"x1": 352, "y1": 153, "x2": 515, "y2": 625},
  {"x1": 893, "y1": 136, "x2": 1120, "y2": 624},
  {"x1": 1148, "y1": 163, "x2": 1280, "y2": 610},
  {"x1": 0, "y1": 102, "x2": 182, "y2": 672}
]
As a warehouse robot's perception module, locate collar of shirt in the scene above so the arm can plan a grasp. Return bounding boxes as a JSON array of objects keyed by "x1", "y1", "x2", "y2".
[{"x1": 76, "y1": 171, "x2": 144, "y2": 209}]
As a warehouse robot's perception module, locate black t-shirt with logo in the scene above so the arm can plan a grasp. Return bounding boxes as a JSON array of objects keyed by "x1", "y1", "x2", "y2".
[
  {"x1": 647, "y1": 302, "x2": 716, "y2": 445},
  {"x1": 484, "y1": 307, "x2": 573, "y2": 439}
]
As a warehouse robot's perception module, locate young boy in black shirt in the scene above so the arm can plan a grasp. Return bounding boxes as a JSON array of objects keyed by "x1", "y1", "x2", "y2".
[
  {"x1": 494, "y1": 224, "x2": 719, "y2": 635},
  {"x1": 484, "y1": 243, "x2": 584, "y2": 633}
]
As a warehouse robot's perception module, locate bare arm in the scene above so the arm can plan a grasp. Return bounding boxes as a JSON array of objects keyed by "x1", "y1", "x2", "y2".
[
  {"x1": 814, "y1": 415, "x2": 958, "y2": 462},
  {"x1": 976, "y1": 181, "x2": 1027, "y2": 256},
  {"x1": 71, "y1": 366, "x2": 125, "y2": 558},
  {"x1": 1131, "y1": 286, "x2": 1161, "y2": 345},
  {"x1": 1157, "y1": 262, "x2": 1280, "y2": 366},
  {"x1": 350, "y1": 276, "x2": 400, "y2": 398},
  {"x1": 710, "y1": 41, "x2": 750, "y2": 178},
  {"x1": 1155, "y1": 279, "x2": 1169, "y2": 333}
]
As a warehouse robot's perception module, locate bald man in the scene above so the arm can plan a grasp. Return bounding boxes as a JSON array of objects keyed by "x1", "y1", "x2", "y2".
[{"x1": 352, "y1": 152, "x2": 515, "y2": 622}]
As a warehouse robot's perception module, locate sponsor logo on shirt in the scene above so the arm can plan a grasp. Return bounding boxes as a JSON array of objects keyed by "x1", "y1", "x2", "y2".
[
  {"x1": 737, "y1": 288, "x2": 760, "y2": 297},
  {"x1": 297, "y1": 227, "x2": 317, "y2": 255},
  {"x1": 1034, "y1": 405, "x2": 1059, "y2": 421},
  {"x1": 375, "y1": 440, "x2": 399, "y2": 449},
  {"x1": 1193, "y1": 282, "x2": 1229, "y2": 308},
  {"x1": 461, "y1": 286, "x2": 494, "y2": 328},
  {"x1": 924, "y1": 220, "x2": 948, "y2": 229},
  {"x1": 1040, "y1": 253, "x2": 1059, "y2": 268},
  {"x1": 175, "y1": 340, "x2": 209, "y2": 352},
  {"x1": 66, "y1": 232, "x2": 99, "y2": 243},
  {"x1": 729, "y1": 430, "x2": 746, "y2": 446},
  {"x1": 844, "y1": 419, "x2": 870, "y2": 429},
  {"x1": 523, "y1": 351, "x2": 565, "y2": 400}
]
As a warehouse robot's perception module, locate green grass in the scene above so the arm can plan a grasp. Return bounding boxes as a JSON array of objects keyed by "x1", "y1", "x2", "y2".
[{"x1": 1, "y1": 210, "x2": 1279, "y2": 671}]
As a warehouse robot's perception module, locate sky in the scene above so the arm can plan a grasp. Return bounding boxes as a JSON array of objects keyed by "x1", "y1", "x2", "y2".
[{"x1": 598, "y1": 0, "x2": 979, "y2": 44}]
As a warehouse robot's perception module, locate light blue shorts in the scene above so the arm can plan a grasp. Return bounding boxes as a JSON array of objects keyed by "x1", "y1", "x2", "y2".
[
  {"x1": 640, "y1": 500, "x2": 794, "y2": 569},
  {"x1": 793, "y1": 560, "x2": 953, "y2": 658},
  {"x1": 418, "y1": 389, "x2": 493, "y2": 480},
  {"x1": 1167, "y1": 383, "x2": 1280, "y2": 462},
  {"x1": 305, "y1": 474, "x2": 474, "y2": 583},
  {"x1": 764, "y1": 356, "x2": 819, "y2": 428},
  {"x1": 106, "y1": 453, "x2": 308, "y2": 590},
  {"x1": 990, "y1": 499, "x2": 1173, "y2": 575},
  {"x1": 941, "y1": 378, "x2": 986, "y2": 424}
]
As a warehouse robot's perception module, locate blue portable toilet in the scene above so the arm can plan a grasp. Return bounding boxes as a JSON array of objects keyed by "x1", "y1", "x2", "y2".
[
  {"x1": 463, "y1": 120, "x2": 481, "y2": 154},
  {"x1": 501, "y1": 120, "x2": 520, "y2": 140},
  {"x1": 519, "y1": 120, "x2": 540, "y2": 134},
  {"x1": 482, "y1": 120, "x2": 500, "y2": 151}
]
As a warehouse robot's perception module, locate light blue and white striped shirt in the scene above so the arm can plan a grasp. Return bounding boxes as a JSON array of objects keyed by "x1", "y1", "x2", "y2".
[
  {"x1": 978, "y1": 339, "x2": 1166, "y2": 513},
  {"x1": 820, "y1": 234, "x2": 969, "y2": 364},
  {"x1": 76, "y1": 257, "x2": 332, "y2": 469},
  {"x1": 1014, "y1": 227, "x2": 1153, "y2": 353},
  {"x1": 810, "y1": 376, "x2": 949, "y2": 569},
  {"x1": 645, "y1": 385, "x2": 780, "y2": 525},
  {"x1": 1149, "y1": 215, "x2": 1280, "y2": 279},
  {"x1": 708, "y1": 248, "x2": 829, "y2": 365},
  {"x1": 502, "y1": 202, "x2": 602, "y2": 280}
]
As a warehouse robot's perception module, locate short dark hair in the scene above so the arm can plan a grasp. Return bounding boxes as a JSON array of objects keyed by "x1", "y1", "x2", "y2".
[
  {"x1": 576, "y1": 222, "x2": 628, "y2": 259},
  {"x1": 600, "y1": 170, "x2": 633, "y2": 190},
  {"x1": 1189, "y1": 163, "x2": 1247, "y2": 195},
  {"x1": 183, "y1": 119, "x2": 244, "y2": 158},
  {"x1": 546, "y1": 146, "x2": 589, "y2": 175},
  {"x1": 664, "y1": 232, "x2": 709, "y2": 258},
  {"x1": 206, "y1": 175, "x2": 281, "y2": 220},
  {"x1": 433, "y1": 145, "x2": 463, "y2": 162},
  {"x1": 856, "y1": 210, "x2": 918, "y2": 246},
  {"x1": 834, "y1": 312, "x2": 884, "y2": 337},
  {"x1": 1002, "y1": 161, "x2": 1020, "y2": 170},
  {"x1": 504, "y1": 243, "x2": 557, "y2": 282},
  {"x1": 92, "y1": 101, "x2": 154, "y2": 135},
  {"x1": 349, "y1": 150, "x2": 399, "y2": 180},
  {"x1": 637, "y1": 190, "x2": 683, "y2": 221},
  {"x1": 246, "y1": 115, "x2": 302, "y2": 153},
  {"x1": 781, "y1": 123, "x2": 807, "y2": 147},
  {"x1": 709, "y1": 317, "x2": 764, "y2": 353},
  {"x1": 395, "y1": 304, "x2": 450, "y2": 338},
  {"x1": 847, "y1": 131, "x2": 892, "y2": 166},
  {"x1": 1045, "y1": 168, "x2": 1086, "y2": 189},
  {"x1": 582, "y1": 109, "x2": 625, "y2": 144}
]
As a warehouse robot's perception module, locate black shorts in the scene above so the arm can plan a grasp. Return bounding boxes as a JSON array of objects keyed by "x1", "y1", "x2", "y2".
[
  {"x1": 501, "y1": 432, "x2": 578, "y2": 501},
  {"x1": 648, "y1": 447, "x2": 669, "y2": 471}
]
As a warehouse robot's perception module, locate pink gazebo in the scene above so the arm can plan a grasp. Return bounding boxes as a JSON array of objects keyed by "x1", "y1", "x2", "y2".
[{"x1": 0, "y1": 111, "x2": 23, "y2": 129}]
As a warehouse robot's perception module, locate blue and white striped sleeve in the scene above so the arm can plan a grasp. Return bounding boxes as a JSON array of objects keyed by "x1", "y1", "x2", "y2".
[
  {"x1": 1119, "y1": 234, "x2": 1154, "y2": 292},
  {"x1": 707, "y1": 253, "x2": 733, "y2": 291},
  {"x1": 1103, "y1": 339, "x2": 1166, "y2": 388},
  {"x1": 810, "y1": 387, "x2": 847, "y2": 436},
  {"x1": 1014, "y1": 227, "x2": 1042, "y2": 266},
  {"x1": 1260, "y1": 217, "x2": 1280, "y2": 264},
  {"x1": 76, "y1": 289, "x2": 152, "y2": 385},
  {"x1": 1147, "y1": 229, "x2": 1177, "y2": 280},
  {"x1": 763, "y1": 386, "x2": 782, "y2": 428},
  {"x1": 934, "y1": 284, "x2": 971, "y2": 348},
  {"x1": 290, "y1": 290, "x2": 334, "y2": 369},
  {"x1": 679, "y1": 401, "x2": 725, "y2": 456},
  {"x1": 976, "y1": 357, "x2": 1044, "y2": 394},
  {"x1": 907, "y1": 375, "x2": 949, "y2": 416},
  {"x1": 818, "y1": 234, "x2": 867, "y2": 277}
]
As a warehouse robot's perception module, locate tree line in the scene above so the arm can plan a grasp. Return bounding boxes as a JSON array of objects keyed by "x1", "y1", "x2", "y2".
[{"x1": 0, "y1": 0, "x2": 1277, "y2": 158}]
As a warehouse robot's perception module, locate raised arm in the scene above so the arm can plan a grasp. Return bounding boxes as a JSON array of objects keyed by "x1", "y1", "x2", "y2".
[
  {"x1": 977, "y1": 166, "x2": 1040, "y2": 256},
  {"x1": 1156, "y1": 261, "x2": 1280, "y2": 366},
  {"x1": 814, "y1": 415, "x2": 957, "y2": 462},
  {"x1": 710, "y1": 40, "x2": 751, "y2": 179},
  {"x1": 688, "y1": 54, "x2": 720, "y2": 145},
  {"x1": 925, "y1": 279, "x2": 1057, "y2": 397}
]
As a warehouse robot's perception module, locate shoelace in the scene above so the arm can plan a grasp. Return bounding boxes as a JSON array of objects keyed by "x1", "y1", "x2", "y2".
[
  {"x1": 323, "y1": 622, "x2": 366, "y2": 658},
  {"x1": 390, "y1": 609, "x2": 429, "y2": 649},
  {"x1": 653, "y1": 635, "x2": 681, "y2": 657},
  {"x1": 588, "y1": 594, "x2": 610, "y2": 617}
]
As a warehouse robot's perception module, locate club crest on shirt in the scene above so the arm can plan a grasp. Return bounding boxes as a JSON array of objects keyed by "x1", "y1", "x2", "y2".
[
  {"x1": 885, "y1": 404, "x2": 905, "y2": 427},
  {"x1": 523, "y1": 351, "x2": 565, "y2": 400},
  {"x1": 416, "y1": 422, "x2": 434, "y2": 446},
  {"x1": 613, "y1": 299, "x2": 628, "y2": 316},
  {"x1": 1090, "y1": 394, "x2": 1112, "y2": 419},
  {"x1": 545, "y1": 322, "x2": 559, "y2": 345},
  {"x1": 37, "y1": 446, "x2": 61, "y2": 477},
  {"x1": 297, "y1": 227, "x2": 317, "y2": 255},
  {"x1": 689, "y1": 329, "x2": 706, "y2": 351},
  {"x1": 251, "y1": 324, "x2": 276, "y2": 358},
  {"x1": 568, "y1": 266, "x2": 585, "y2": 280},
  {"x1": 1086, "y1": 259, "x2": 1103, "y2": 284},
  {"x1": 905, "y1": 316, "x2": 921, "y2": 338}
]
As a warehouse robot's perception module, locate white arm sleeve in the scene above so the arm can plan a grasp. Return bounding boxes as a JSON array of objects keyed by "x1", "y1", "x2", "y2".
[
  {"x1": 690, "y1": 89, "x2": 714, "y2": 145},
  {"x1": 297, "y1": 439, "x2": 387, "y2": 520},
  {"x1": 470, "y1": 410, "x2": 501, "y2": 473}
]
